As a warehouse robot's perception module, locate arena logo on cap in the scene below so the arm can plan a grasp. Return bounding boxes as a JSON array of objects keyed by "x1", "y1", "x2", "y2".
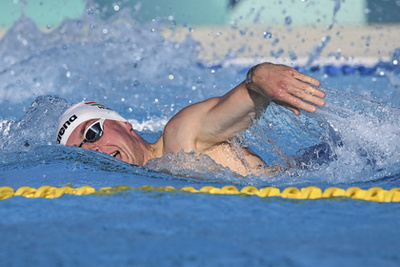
[
  {"x1": 57, "y1": 114, "x2": 78, "y2": 143},
  {"x1": 85, "y1": 102, "x2": 111, "y2": 110}
]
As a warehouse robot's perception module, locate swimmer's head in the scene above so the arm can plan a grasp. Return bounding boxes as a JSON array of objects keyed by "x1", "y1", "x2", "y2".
[{"x1": 56, "y1": 101, "x2": 127, "y2": 145}]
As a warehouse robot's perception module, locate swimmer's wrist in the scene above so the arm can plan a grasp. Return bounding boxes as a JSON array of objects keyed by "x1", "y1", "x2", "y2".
[{"x1": 245, "y1": 64, "x2": 260, "y2": 87}]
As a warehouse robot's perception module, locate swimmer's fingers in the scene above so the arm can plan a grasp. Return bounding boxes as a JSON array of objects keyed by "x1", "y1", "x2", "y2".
[
  {"x1": 294, "y1": 71, "x2": 321, "y2": 88},
  {"x1": 273, "y1": 91, "x2": 321, "y2": 115},
  {"x1": 287, "y1": 79, "x2": 326, "y2": 107},
  {"x1": 291, "y1": 71, "x2": 325, "y2": 97}
]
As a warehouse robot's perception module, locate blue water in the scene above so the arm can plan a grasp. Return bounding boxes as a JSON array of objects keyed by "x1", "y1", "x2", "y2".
[{"x1": 1, "y1": 6, "x2": 400, "y2": 267}]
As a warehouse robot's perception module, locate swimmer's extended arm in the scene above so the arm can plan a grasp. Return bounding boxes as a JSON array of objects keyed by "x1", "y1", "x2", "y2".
[{"x1": 165, "y1": 63, "x2": 325, "y2": 152}]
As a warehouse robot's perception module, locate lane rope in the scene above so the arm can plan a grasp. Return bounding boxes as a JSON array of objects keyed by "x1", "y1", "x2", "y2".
[{"x1": 1, "y1": 185, "x2": 400, "y2": 202}]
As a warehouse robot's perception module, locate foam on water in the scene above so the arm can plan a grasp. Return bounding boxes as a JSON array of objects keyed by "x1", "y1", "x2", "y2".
[
  {"x1": 302, "y1": 88, "x2": 400, "y2": 185},
  {"x1": 0, "y1": 4, "x2": 400, "y2": 188}
]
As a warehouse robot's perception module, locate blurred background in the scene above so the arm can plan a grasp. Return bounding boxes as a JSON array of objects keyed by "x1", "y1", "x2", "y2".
[{"x1": 1, "y1": 0, "x2": 399, "y2": 63}]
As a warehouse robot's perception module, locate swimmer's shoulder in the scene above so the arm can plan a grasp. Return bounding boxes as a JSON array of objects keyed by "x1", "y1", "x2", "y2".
[{"x1": 162, "y1": 98, "x2": 220, "y2": 153}]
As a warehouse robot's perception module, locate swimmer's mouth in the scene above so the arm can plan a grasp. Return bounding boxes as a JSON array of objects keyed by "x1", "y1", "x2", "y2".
[{"x1": 110, "y1": 151, "x2": 120, "y2": 158}]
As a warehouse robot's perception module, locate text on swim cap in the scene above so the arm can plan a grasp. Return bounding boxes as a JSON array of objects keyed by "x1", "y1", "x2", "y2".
[{"x1": 57, "y1": 114, "x2": 78, "y2": 144}]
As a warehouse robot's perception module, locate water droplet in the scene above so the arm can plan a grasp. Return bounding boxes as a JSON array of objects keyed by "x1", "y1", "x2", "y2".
[
  {"x1": 270, "y1": 48, "x2": 284, "y2": 58},
  {"x1": 113, "y1": 5, "x2": 120, "y2": 11},
  {"x1": 169, "y1": 74, "x2": 174, "y2": 80},
  {"x1": 285, "y1": 16, "x2": 292, "y2": 25},
  {"x1": 272, "y1": 38, "x2": 279, "y2": 46},
  {"x1": 288, "y1": 51, "x2": 297, "y2": 60},
  {"x1": 263, "y1": 32, "x2": 272, "y2": 38}
]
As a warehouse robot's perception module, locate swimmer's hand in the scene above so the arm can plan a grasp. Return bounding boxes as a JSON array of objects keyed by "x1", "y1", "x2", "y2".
[{"x1": 246, "y1": 63, "x2": 325, "y2": 115}]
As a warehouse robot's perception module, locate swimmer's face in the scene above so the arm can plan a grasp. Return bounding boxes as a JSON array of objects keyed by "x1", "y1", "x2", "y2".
[{"x1": 66, "y1": 119, "x2": 148, "y2": 165}]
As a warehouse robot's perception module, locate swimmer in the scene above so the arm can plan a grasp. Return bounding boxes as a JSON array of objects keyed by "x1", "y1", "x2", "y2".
[{"x1": 56, "y1": 62, "x2": 325, "y2": 176}]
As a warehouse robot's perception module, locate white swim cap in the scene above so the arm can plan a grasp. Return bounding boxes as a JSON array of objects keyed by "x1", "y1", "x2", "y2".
[{"x1": 56, "y1": 101, "x2": 127, "y2": 145}]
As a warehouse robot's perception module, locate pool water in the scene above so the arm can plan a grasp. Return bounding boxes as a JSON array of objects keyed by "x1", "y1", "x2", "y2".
[{"x1": 1, "y1": 6, "x2": 400, "y2": 267}]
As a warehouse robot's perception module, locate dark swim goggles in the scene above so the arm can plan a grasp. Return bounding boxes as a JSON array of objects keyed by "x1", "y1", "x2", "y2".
[{"x1": 79, "y1": 119, "x2": 105, "y2": 147}]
